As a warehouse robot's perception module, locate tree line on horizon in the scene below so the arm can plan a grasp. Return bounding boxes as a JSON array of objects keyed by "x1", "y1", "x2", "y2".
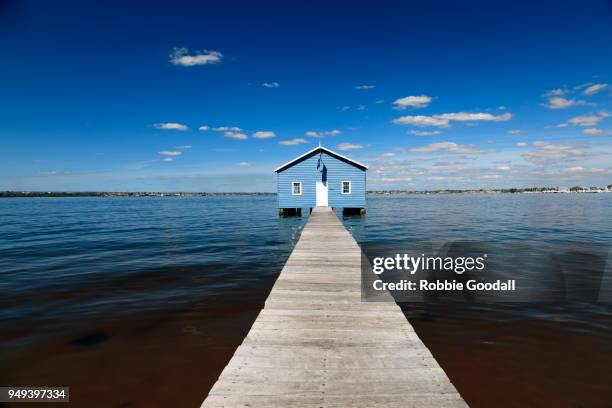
[{"x1": 2, "y1": 185, "x2": 612, "y2": 198}]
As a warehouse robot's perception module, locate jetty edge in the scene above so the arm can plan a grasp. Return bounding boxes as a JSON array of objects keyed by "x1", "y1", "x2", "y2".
[{"x1": 201, "y1": 207, "x2": 467, "y2": 407}]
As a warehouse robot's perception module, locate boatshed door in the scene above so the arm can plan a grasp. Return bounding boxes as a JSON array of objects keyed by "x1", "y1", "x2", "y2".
[{"x1": 316, "y1": 181, "x2": 328, "y2": 207}]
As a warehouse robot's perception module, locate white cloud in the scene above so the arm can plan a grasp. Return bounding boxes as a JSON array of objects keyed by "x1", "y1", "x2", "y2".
[
  {"x1": 410, "y1": 130, "x2": 441, "y2": 136},
  {"x1": 393, "y1": 115, "x2": 449, "y2": 127},
  {"x1": 169, "y1": 47, "x2": 222, "y2": 66},
  {"x1": 279, "y1": 138, "x2": 308, "y2": 145},
  {"x1": 522, "y1": 141, "x2": 590, "y2": 165},
  {"x1": 162, "y1": 158, "x2": 174, "y2": 162},
  {"x1": 566, "y1": 112, "x2": 610, "y2": 127},
  {"x1": 355, "y1": 85, "x2": 375, "y2": 90},
  {"x1": 375, "y1": 100, "x2": 385, "y2": 104},
  {"x1": 364, "y1": 135, "x2": 612, "y2": 190},
  {"x1": 435, "y1": 112, "x2": 512, "y2": 122},
  {"x1": 516, "y1": 142, "x2": 528, "y2": 147},
  {"x1": 409, "y1": 142, "x2": 479, "y2": 154},
  {"x1": 507, "y1": 129, "x2": 522, "y2": 135},
  {"x1": 262, "y1": 82, "x2": 280, "y2": 88},
  {"x1": 154, "y1": 122, "x2": 188, "y2": 131},
  {"x1": 543, "y1": 88, "x2": 567, "y2": 97},
  {"x1": 252, "y1": 131, "x2": 276, "y2": 139},
  {"x1": 39, "y1": 170, "x2": 58, "y2": 176},
  {"x1": 583, "y1": 128, "x2": 604, "y2": 136},
  {"x1": 213, "y1": 126, "x2": 242, "y2": 132},
  {"x1": 378, "y1": 176, "x2": 413, "y2": 182},
  {"x1": 159, "y1": 151, "x2": 182, "y2": 156},
  {"x1": 583, "y1": 83, "x2": 609, "y2": 96},
  {"x1": 174, "y1": 145, "x2": 192, "y2": 149},
  {"x1": 382, "y1": 152, "x2": 395, "y2": 157},
  {"x1": 562, "y1": 166, "x2": 610, "y2": 174},
  {"x1": 237, "y1": 162, "x2": 252, "y2": 167},
  {"x1": 224, "y1": 131, "x2": 248, "y2": 140},
  {"x1": 393, "y1": 112, "x2": 511, "y2": 127},
  {"x1": 306, "y1": 129, "x2": 341, "y2": 137},
  {"x1": 356, "y1": 104, "x2": 366, "y2": 111},
  {"x1": 563, "y1": 166, "x2": 586, "y2": 173},
  {"x1": 199, "y1": 125, "x2": 210, "y2": 131},
  {"x1": 582, "y1": 128, "x2": 611, "y2": 136},
  {"x1": 393, "y1": 95, "x2": 432, "y2": 109},
  {"x1": 544, "y1": 96, "x2": 586, "y2": 109},
  {"x1": 337, "y1": 142, "x2": 364, "y2": 150}
]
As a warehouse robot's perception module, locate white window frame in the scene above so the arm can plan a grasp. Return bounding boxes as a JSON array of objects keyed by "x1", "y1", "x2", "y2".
[
  {"x1": 292, "y1": 181, "x2": 302, "y2": 195},
  {"x1": 341, "y1": 181, "x2": 352, "y2": 195}
]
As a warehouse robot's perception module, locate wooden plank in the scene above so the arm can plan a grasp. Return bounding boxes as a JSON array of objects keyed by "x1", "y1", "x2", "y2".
[
  {"x1": 222, "y1": 355, "x2": 439, "y2": 370},
  {"x1": 203, "y1": 395, "x2": 466, "y2": 408},
  {"x1": 217, "y1": 367, "x2": 452, "y2": 383},
  {"x1": 231, "y1": 345, "x2": 434, "y2": 360},
  {"x1": 200, "y1": 207, "x2": 466, "y2": 407},
  {"x1": 248, "y1": 319, "x2": 410, "y2": 331},
  {"x1": 243, "y1": 328, "x2": 421, "y2": 345},
  {"x1": 262, "y1": 302, "x2": 398, "y2": 311},
  {"x1": 209, "y1": 377, "x2": 459, "y2": 396}
]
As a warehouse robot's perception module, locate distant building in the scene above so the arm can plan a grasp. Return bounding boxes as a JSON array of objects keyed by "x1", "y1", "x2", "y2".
[{"x1": 274, "y1": 146, "x2": 367, "y2": 215}]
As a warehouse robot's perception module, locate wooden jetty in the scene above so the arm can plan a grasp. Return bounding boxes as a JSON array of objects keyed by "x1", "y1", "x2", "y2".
[{"x1": 202, "y1": 207, "x2": 467, "y2": 408}]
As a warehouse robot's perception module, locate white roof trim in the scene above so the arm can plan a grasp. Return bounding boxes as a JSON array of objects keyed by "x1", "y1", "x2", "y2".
[{"x1": 274, "y1": 146, "x2": 369, "y2": 172}]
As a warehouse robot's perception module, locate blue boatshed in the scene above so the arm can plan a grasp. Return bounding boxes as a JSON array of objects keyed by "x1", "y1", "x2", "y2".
[{"x1": 274, "y1": 145, "x2": 368, "y2": 215}]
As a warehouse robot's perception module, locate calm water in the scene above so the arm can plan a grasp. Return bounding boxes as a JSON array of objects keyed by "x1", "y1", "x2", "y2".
[
  {"x1": 0, "y1": 196, "x2": 306, "y2": 337},
  {"x1": 1, "y1": 194, "x2": 612, "y2": 407},
  {"x1": 346, "y1": 194, "x2": 612, "y2": 313},
  {"x1": 344, "y1": 193, "x2": 612, "y2": 243},
  {"x1": 1, "y1": 194, "x2": 611, "y2": 340}
]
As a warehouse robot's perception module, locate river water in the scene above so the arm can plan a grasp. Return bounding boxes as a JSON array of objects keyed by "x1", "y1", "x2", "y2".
[{"x1": 1, "y1": 194, "x2": 611, "y2": 407}]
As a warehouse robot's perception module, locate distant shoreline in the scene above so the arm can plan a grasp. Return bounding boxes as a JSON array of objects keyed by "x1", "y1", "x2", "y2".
[{"x1": 2, "y1": 187, "x2": 611, "y2": 198}]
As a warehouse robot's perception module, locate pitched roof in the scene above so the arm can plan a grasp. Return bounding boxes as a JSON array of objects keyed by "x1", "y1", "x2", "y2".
[{"x1": 274, "y1": 146, "x2": 368, "y2": 173}]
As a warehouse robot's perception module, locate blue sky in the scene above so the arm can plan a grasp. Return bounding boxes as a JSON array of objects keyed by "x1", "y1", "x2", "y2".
[{"x1": 1, "y1": 0, "x2": 612, "y2": 192}]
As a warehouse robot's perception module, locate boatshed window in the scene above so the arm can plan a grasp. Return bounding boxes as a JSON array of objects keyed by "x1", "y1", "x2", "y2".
[
  {"x1": 342, "y1": 181, "x2": 351, "y2": 194},
  {"x1": 292, "y1": 182, "x2": 302, "y2": 195}
]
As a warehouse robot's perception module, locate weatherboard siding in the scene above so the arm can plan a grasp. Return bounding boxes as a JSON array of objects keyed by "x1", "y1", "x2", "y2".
[{"x1": 277, "y1": 151, "x2": 366, "y2": 209}]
